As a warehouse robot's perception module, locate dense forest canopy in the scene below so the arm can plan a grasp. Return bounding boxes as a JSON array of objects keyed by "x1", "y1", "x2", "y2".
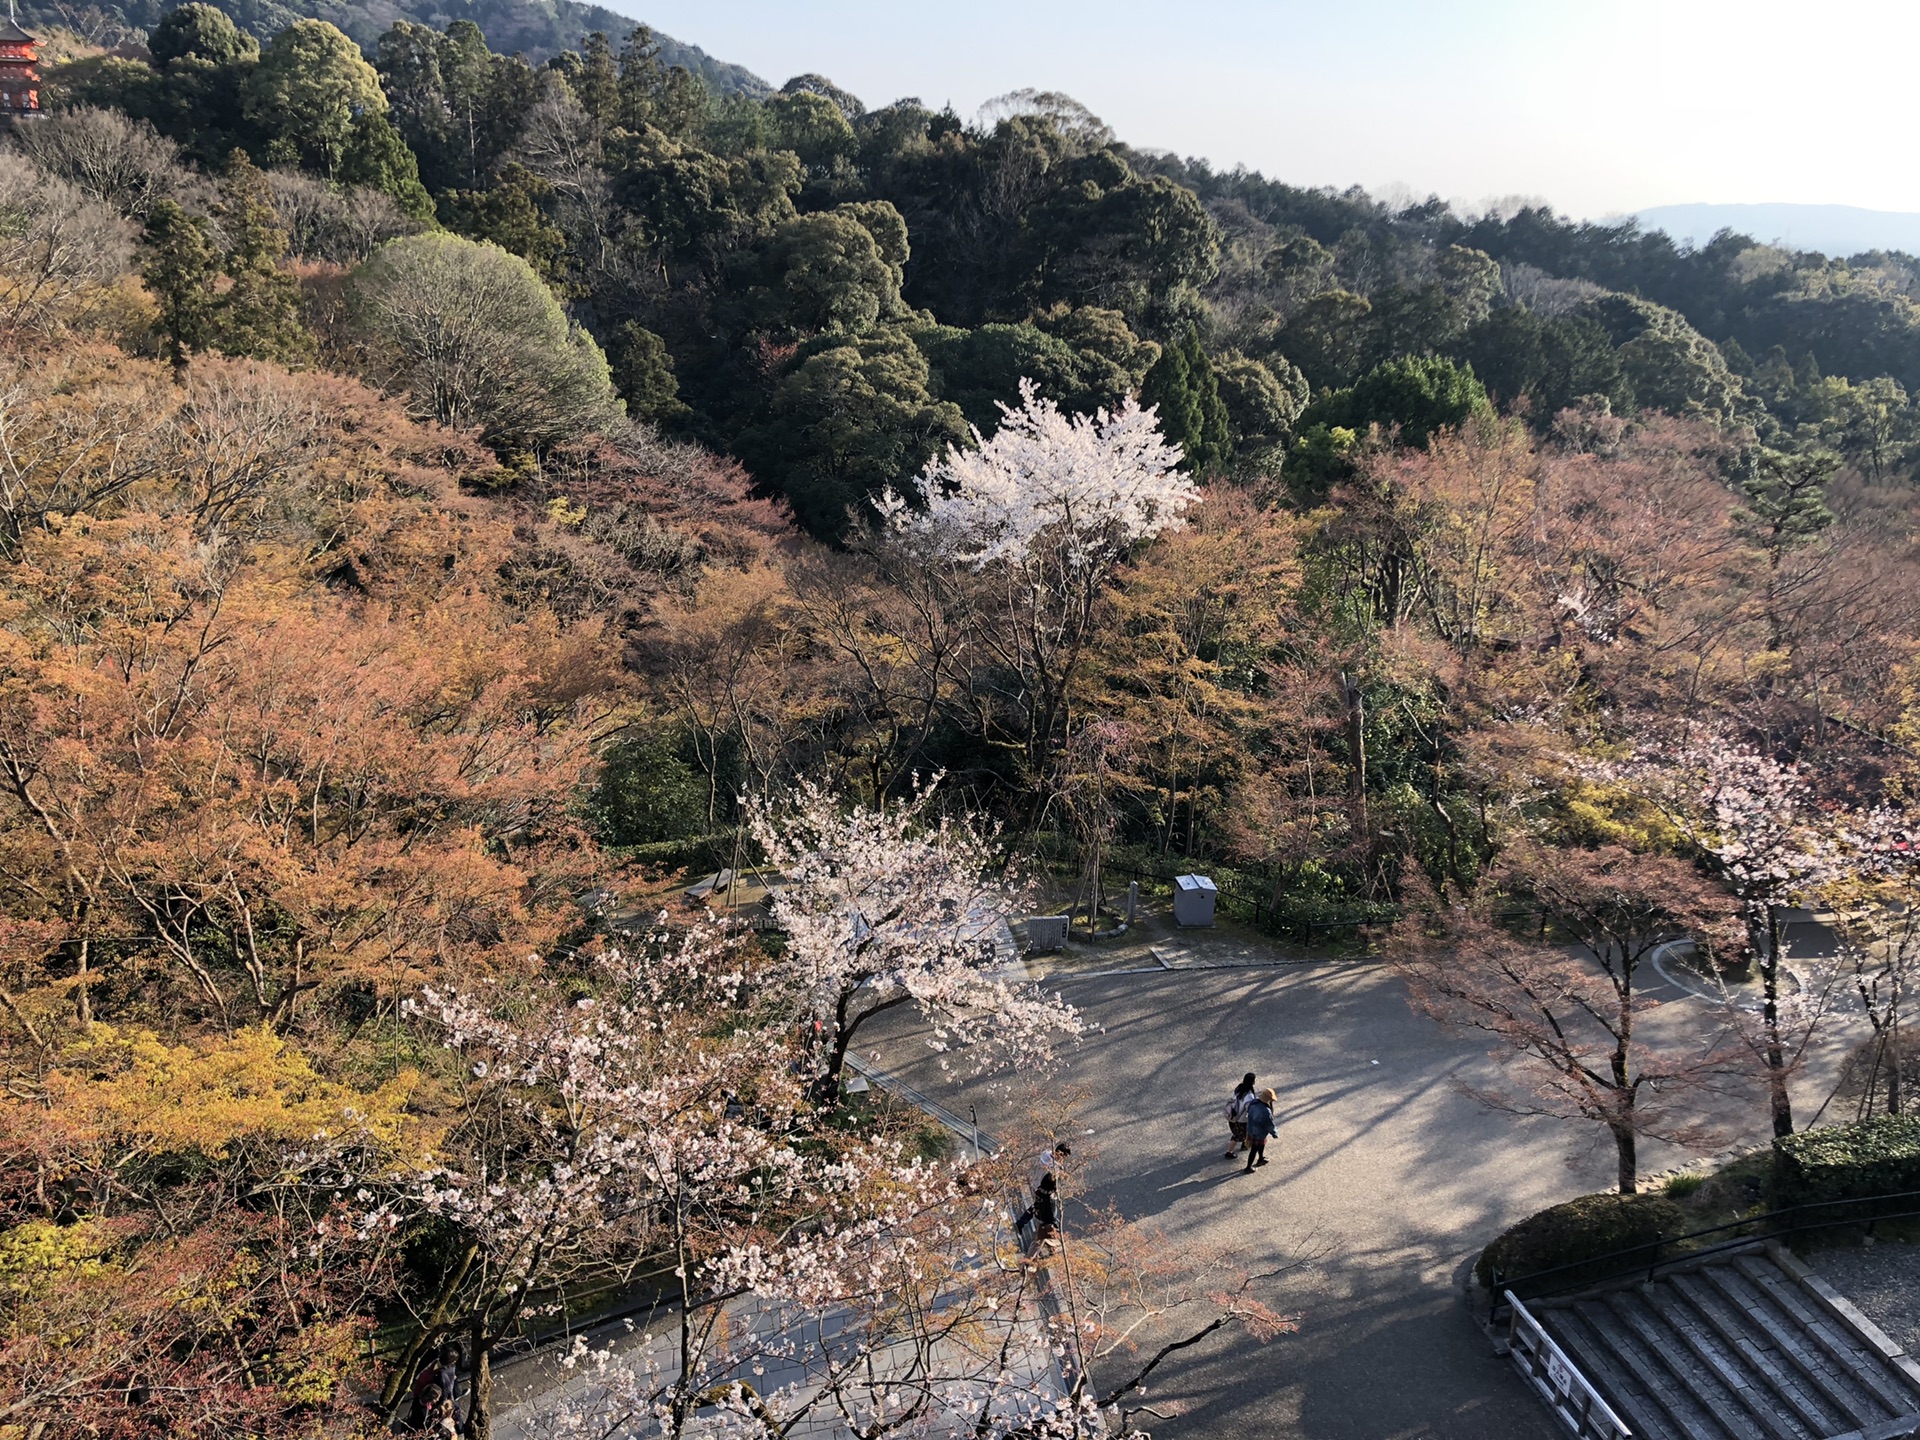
[{"x1": 7, "y1": 4, "x2": 1920, "y2": 1437}]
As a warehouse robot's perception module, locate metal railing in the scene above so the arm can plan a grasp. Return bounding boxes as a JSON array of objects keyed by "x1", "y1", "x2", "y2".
[
  {"x1": 1489, "y1": 1189, "x2": 1920, "y2": 1322},
  {"x1": 1506, "y1": 1292, "x2": 1634, "y2": 1440}
]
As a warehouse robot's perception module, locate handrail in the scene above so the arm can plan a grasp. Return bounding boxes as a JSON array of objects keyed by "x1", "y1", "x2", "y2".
[
  {"x1": 1491, "y1": 1188, "x2": 1920, "y2": 1315},
  {"x1": 1506, "y1": 1291, "x2": 1633, "y2": 1440}
]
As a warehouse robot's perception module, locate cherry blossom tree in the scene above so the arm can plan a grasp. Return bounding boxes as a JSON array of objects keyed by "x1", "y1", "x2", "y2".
[
  {"x1": 399, "y1": 920, "x2": 807, "y2": 1439},
  {"x1": 1595, "y1": 735, "x2": 1851, "y2": 1137},
  {"x1": 874, "y1": 380, "x2": 1195, "y2": 773},
  {"x1": 528, "y1": 1139, "x2": 1298, "y2": 1440},
  {"x1": 748, "y1": 777, "x2": 1082, "y2": 1097}
]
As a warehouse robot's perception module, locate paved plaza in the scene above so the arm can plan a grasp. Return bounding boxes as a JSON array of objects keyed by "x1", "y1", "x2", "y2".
[{"x1": 864, "y1": 924, "x2": 1846, "y2": 1440}]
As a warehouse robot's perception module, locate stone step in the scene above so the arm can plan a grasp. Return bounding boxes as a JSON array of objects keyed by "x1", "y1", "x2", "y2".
[
  {"x1": 1669, "y1": 1269, "x2": 1850, "y2": 1436},
  {"x1": 1631, "y1": 1280, "x2": 1815, "y2": 1440},
  {"x1": 1735, "y1": 1256, "x2": 1920, "y2": 1420},
  {"x1": 1529, "y1": 1249, "x2": 1920, "y2": 1440},
  {"x1": 1706, "y1": 1262, "x2": 1894, "y2": 1429},
  {"x1": 1605, "y1": 1286, "x2": 1781, "y2": 1440},
  {"x1": 1563, "y1": 1294, "x2": 1745, "y2": 1440}
]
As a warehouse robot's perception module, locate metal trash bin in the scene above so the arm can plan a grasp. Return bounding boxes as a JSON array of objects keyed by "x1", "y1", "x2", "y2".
[{"x1": 1173, "y1": 874, "x2": 1217, "y2": 927}]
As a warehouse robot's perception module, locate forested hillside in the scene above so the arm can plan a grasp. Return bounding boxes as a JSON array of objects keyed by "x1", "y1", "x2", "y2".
[
  {"x1": 7, "y1": 5, "x2": 1920, "y2": 1437},
  {"x1": 23, "y1": 0, "x2": 768, "y2": 83}
]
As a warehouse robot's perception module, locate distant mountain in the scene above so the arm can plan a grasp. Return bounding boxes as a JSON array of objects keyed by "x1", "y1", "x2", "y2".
[
  {"x1": 1634, "y1": 202, "x2": 1920, "y2": 260},
  {"x1": 20, "y1": 0, "x2": 771, "y2": 92}
]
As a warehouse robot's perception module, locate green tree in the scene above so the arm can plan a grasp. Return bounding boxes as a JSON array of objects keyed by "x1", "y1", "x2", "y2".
[
  {"x1": 744, "y1": 207, "x2": 906, "y2": 337},
  {"x1": 765, "y1": 89, "x2": 858, "y2": 171},
  {"x1": 1578, "y1": 293, "x2": 1744, "y2": 421},
  {"x1": 212, "y1": 152, "x2": 311, "y2": 365},
  {"x1": 1214, "y1": 350, "x2": 1307, "y2": 469},
  {"x1": 1032, "y1": 305, "x2": 1161, "y2": 412},
  {"x1": 1140, "y1": 326, "x2": 1231, "y2": 474},
  {"x1": 1450, "y1": 307, "x2": 1630, "y2": 423},
  {"x1": 608, "y1": 322, "x2": 692, "y2": 428},
  {"x1": 1279, "y1": 289, "x2": 1373, "y2": 389},
  {"x1": 617, "y1": 26, "x2": 708, "y2": 139},
  {"x1": 911, "y1": 322, "x2": 1085, "y2": 432},
  {"x1": 438, "y1": 165, "x2": 566, "y2": 282},
  {"x1": 141, "y1": 199, "x2": 220, "y2": 370},
  {"x1": 736, "y1": 328, "x2": 967, "y2": 539},
  {"x1": 1299, "y1": 354, "x2": 1491, "y2": 451},
  {"x1": 337, "y1": 113, "x2": 435, "y2": 222},
  {"x1": 148, "y1": 3, "x2": 256, "y2": 67},
  {"x1": 349, "y1": 233, "x2": 624, "y2": 450},
  {"x1": 575, "y1": 31, "x2": 620, "y2": 130},
  {"x1": 242, "y1": 20, "x2": 388, "y2": 177},
  {"x1": 607, "y1": 126, "x2": 801, "y2": 270}
]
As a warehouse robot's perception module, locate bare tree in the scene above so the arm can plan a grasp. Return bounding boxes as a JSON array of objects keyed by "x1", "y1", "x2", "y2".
[
  {"x1": 0, "y1": 154, "x2": 132, "y2": 331},
  {"x1": 15, "y1": 106, "x2": 190, "y2": 220},
  {"x1": 1829, "y1": 815, "x2": 1920, "y2": 1117},
  {"x1": 267, "y1": 171, "x2": 420, "y2": 264},
  {"x1": 1393, "y1": 843, "x2": 1738, "y2": 1194}
]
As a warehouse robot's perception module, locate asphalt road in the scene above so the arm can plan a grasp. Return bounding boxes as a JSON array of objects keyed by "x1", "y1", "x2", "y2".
[{"x1": 865, "y1": 951, "x2": 1810, "y2": 1440}]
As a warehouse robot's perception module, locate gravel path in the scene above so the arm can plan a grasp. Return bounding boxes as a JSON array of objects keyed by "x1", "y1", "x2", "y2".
[{"x1": 1803, "y1": 1242, "x2": 1920, "y2": 1356}]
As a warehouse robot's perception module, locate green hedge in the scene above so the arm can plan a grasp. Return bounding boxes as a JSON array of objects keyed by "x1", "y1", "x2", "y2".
[
  {"x1": 1774, "y1": 1113, "x2": 1920, "y2": 1210},
  {"x1": 1478, "y1": 1192, "x2": 1687, "y2": 1295}
]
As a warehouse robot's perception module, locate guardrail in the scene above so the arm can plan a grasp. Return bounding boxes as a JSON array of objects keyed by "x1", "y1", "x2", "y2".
[{"x1": 1506, "y1": 1292, "x2": 1633, "y2": 1440}]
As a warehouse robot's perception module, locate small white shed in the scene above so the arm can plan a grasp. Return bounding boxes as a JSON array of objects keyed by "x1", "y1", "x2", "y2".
[{"x1": 1173, "y1": 874, "x2": 1218, "y2": 928}]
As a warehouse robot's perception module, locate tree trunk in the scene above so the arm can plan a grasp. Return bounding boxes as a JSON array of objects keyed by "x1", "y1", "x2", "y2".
[
  {"x1": 1762, "y1": 904, "x2": 1795, "y2": 1137},
  {"x1": 1612, "y1": 1123, "x2": 1638, "y2": 1196},
  {"x1": 1890, "y1": 1013, "x2": 1903, "y2": 1117},
  {"x1": 380, "y1": 1239, "x2": 477, "y2": 1417},
  {"x1": 467, "y1": 1318, "x2": 493, "y2": 1440}
]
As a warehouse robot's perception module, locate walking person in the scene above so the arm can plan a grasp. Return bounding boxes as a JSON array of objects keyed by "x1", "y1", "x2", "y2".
[
  {"x1": 1019, "y1": 1142, "x2": 1071, "y2": 1251},
  {"x1": 1223, "y1": 1072, "x2": 1256, "y2": 1159},
  {"x1": 407, "y1": 1343, "x2": 465, "y2": 1433},
  {"x1": 1242, "y1": 1087, "x2": 1278, "y2": 1173}
]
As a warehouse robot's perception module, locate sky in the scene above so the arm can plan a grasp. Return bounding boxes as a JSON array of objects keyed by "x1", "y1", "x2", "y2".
[{"x1": 614, "y1": 0, "x2": 1917, "y2": 221}]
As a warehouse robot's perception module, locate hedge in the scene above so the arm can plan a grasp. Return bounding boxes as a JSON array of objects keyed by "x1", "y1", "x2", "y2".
[
  {"x1": 1478, "y1": 1192, "x2": 1687, "y2": 1295},
  {"x1": 1773, "y1": 1113, "x2": 1920, "y2": 1210}
]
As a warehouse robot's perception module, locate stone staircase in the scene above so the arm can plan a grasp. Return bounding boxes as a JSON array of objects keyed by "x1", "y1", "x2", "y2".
[{"x1": 1527, "y1": 1244, "x2": 1920, "y2": 1440}]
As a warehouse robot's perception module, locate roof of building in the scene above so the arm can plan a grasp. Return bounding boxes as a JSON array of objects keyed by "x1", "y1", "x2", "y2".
[{"x1": 0, "y1": 19, "x2": 34, "y2": 45}]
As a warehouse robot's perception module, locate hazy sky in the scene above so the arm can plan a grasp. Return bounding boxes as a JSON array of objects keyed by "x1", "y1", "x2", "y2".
[{"x1": 614, "y1": 0, "x2": 1914, "y2": 220}]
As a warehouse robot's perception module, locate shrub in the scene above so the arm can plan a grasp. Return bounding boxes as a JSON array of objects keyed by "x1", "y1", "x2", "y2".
[
  {"x1": 1773, "y1": 1113, "x2": 1920, "y2": 1210},
  {"x1": 1477, "y1": 1192, "x2": 1687, "y2": 1295},
  {"x1": 1663, "y1": 1172, "x2": 1707, "y2": 1198}
]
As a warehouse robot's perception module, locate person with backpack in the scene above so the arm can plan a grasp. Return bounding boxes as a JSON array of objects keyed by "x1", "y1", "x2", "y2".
[
  {"x1": 1223, "y1": 1072, "x2": 1256, "y2": 1159},
  {"x1": 1242, "y1": 1087, "x2": 1278, "y2": 1173},
  {"x1": 407, "y1": 1343, "x2": 464, "y2": 1433},
  {"x1": 1017, "y1": 1142, "x2": 1071, "y2": 1251}
]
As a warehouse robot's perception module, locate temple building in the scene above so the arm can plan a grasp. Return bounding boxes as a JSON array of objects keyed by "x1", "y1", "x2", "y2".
[{"x1": 0, "y1": 9, "x2": 41, "y2": 121}]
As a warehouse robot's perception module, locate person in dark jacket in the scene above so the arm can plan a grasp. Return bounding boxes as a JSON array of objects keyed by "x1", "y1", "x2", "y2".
[
  {"x1": 1242, "y1": 1087, "x2": 1278, "y2": 1173},
  {"x1": 408, "y1": 1343, "x2": 464, "y2": 1432},
  {"x1": 1224, "y1": 1072, "x2": 1256, "y2": 1159}
]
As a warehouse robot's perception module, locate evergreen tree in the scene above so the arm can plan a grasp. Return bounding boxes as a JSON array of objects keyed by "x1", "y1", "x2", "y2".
[
  {"x1": 1185, "y1": 328, "x2": 1233, "y2": 474},
  {"x1": 1140, "y1": 326, "x2": 1231, "y2": 474},
  {"x1": 141, "y1": 200, "x2": 221, "y2": 372},
  {"x1": 576, "y1": 32, "x2": 620, "y2": 130},
  {"x1": 439, "y1": 165, "x2": 567, "y2": 283},
  {"x1": 338, "y1": 113, "x2": 436, "y2": 222},
  {"x1": 213, "y1": 153, "x2": 312, "y2": 364},
  {"x1": 609, "y1": 321, "x2": 692, "y2": 428}
]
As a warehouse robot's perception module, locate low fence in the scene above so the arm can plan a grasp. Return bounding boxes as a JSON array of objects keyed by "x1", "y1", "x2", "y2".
[{"x1": 1506, "y1": 1292, "x2": 1633, "y2": 1440}]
